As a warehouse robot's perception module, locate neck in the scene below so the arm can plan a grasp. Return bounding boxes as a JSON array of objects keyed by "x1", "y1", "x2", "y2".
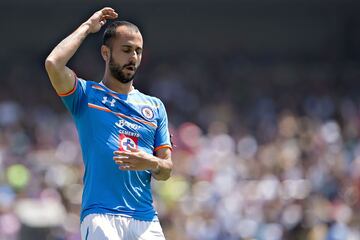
[{"x1": 102, "y1": 72, "x2": 134, "y2": 94}]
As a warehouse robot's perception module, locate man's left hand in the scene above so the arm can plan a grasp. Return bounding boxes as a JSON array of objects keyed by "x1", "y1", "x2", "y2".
[{"x1": 113, "y1": 146, "x2": 158, "y2": 171}]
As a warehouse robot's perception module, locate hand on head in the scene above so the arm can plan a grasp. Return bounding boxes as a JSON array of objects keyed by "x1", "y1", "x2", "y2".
[{"x1": 84, "y1": 7, "x2": 118, "y2": 34}]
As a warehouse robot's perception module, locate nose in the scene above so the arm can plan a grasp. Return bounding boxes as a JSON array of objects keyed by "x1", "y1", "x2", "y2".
[{"x1": 129, "y1": 50, "x2": 138, "y2": 62}]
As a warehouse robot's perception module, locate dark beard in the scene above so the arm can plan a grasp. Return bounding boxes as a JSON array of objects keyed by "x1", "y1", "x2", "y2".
[{"x1": 109, "y1": 54, "x2": 136, "y2": 84}]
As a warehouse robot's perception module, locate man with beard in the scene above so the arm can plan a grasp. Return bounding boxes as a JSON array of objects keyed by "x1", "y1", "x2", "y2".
[{"x1": 45, "y1": 7, "x2": 172, "y2": 240}]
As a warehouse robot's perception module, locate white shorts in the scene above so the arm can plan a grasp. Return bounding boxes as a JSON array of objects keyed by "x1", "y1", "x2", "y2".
[{"x1": 80, "y1": 214, "x2": 166, "y2": 240}]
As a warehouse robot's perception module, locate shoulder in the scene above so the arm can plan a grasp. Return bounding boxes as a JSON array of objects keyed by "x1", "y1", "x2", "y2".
[
  {"x1": 132, "y1": 90, "x2": 165, "y2": 109},
  {"x1": 77, "y1": 79, "x2": 106, "y2": 93},
  {"x1": 80, "y1": 79, "x2": 101, "y2": 87}
]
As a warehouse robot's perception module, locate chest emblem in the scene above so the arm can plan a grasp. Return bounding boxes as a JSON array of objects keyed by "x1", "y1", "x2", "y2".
[
  {"x1": 119, "y1": 134, "x2": 138, "y2": 152},
  {"x1": 141, "y1": 106, "x2": 154, "y2": 121}
]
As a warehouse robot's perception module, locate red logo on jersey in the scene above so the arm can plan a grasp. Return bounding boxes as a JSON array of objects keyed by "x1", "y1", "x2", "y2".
[{"x1": 119, "y1": 134, "x2": 138, "y2": 152}]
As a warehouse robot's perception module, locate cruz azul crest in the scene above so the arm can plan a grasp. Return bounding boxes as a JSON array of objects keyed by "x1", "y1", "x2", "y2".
[
  {"x1": 141, "y1": 106, "x2": 154, "y2": 121},
  {"x1": 119, "y1": 134, "x2": 138, "y2": 152}
]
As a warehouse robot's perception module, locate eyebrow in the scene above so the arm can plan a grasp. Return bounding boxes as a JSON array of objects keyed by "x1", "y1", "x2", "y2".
[{"x1": 121, "y1": 45, "x2": 142, "y2": 50}]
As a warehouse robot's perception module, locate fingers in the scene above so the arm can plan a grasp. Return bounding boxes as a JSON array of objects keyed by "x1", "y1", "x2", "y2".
[
  {"x1": 113, "y1": 156, "x2": 132, "y2": 170},
  {"x1": 101, "y1": 7, "x2": 116, "y2": 14},
  {"x1": 119, "y1": 165, "x2": 135, "y2": 170},
  {"x1": 113, "y1": 154, "x2": 135, "y2": 166},
  {"x1": 113, "y1": 156, "x2": 136, "y2": 170},
  {"x1": 100, "y1": 7, "x2": 118, "y2": 20},
  {"x1": 113, "y1": 155, "x2": 127, "y2": 162},
  {"x1": 113, "y1": 148, "x2": 140, "y2": 171},
  {"x1": 113, "y1": 154, "x2": 132, "y2": 162},
  {"x1": 113, "y1": 146, "x2": 139, "y2": 155},
  {"x1": 128, "y1": 145, "x2": 139, "y2": 152},
  {"x1": 114, "y1": 151, "x2": 132, "y2": 157},
  {"x1": 99, "y1": 20, "x2": 107, "y2": 26}
]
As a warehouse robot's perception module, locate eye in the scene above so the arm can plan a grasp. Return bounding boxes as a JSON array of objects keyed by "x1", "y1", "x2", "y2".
[{"x1": 123, "y1": 48, "x2": 131, "y2": 53}]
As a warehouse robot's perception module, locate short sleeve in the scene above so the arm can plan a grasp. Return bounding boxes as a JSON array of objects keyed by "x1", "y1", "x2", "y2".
[
  {"x1": 59, "y1": 78, "x2": 87, "y2": 116},
  {"x1": 154, "y1": 101, "x2": 172, "y2": 152}
]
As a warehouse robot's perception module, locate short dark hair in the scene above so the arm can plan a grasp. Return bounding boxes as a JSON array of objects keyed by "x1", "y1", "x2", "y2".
[{"x1": 102, "y1": 21, "x2": 140, "y2": 48}]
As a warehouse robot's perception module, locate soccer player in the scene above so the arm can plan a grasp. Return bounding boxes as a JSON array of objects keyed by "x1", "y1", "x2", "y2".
[{"x1": 45, "y1": 7, "x2": 173, "y2": 240}]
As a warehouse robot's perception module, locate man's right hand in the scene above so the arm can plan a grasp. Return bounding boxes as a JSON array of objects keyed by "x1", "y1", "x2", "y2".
[{"x1": 83, "y1": 7, "x2": 118, "y2": 34}]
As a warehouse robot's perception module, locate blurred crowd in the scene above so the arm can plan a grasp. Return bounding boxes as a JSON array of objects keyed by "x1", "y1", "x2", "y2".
[{"x1": 0, "y1": 56, "x2": 360, "y2": 240}]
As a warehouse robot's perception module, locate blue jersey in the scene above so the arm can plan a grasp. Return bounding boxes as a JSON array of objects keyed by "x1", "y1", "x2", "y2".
[{"x1": 59, "y1": 77, "x2": 172, "y2": 222}]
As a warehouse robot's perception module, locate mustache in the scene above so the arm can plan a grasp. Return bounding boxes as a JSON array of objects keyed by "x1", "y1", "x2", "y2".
[{"x1": 123, "y1": 63, "x2": 136, "y2": 69}]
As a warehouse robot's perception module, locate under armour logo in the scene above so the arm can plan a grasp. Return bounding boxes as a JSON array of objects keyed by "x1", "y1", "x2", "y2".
[{"x1": 102, "y1": 96, "x2": 116, "y2": 107}]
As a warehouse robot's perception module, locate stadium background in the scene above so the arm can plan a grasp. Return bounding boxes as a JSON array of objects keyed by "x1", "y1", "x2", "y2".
[{"x1": 1, "y1": 0, "x2": 360, "y2": 239}]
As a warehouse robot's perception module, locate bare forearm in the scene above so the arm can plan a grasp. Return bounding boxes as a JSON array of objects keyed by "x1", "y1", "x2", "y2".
[
  {"x1": 45, "y1": 8, "x2": 117, "y2": 94},
  {"x1": 46, "y1": 7, "x2": 117, "y2": 67},
  {"x1": 44, "y1": 23, "x2": 91, "y2": 94},
  {"x1": 46, "y1": 23, "x2": 90, "y2": 66}
]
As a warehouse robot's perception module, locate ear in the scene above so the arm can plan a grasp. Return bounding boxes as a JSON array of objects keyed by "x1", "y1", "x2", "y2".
[{"x1": 101, "y1": 45, "x2": 110, "y2": 62}]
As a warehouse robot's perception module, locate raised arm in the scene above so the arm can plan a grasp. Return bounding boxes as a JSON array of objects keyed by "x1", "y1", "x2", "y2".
[{"x1": 45, "y1": 7, "x2": 118, "y2": 95}]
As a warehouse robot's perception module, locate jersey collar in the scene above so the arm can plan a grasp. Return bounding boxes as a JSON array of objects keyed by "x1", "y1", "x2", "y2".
[{"x1": 99, "y1": 81, "x2": 137, "y2": 95}]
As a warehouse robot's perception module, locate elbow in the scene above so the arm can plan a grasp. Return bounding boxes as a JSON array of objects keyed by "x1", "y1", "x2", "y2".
[
  {"x1": 157, "y1": 173, "x2": 171, "y2": 181},
  {"x1": 45, "y1": 56, "x2": 64, "y2": 74},
  {"x1": 44, "y1": 57, "x2": 56, "y2": 72},
  {"x1": 152, "y1": 157, "x2": 173, "y2": 181},
  {"x1": 162, "y1": 171, "x2": 172, "y2": 181},
  {"x1": 154, "y1": 165, "x2": 172, "y2": 181},
  {"x1": 158, "y1": 164, "x2": 173, "y2": 181}
]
